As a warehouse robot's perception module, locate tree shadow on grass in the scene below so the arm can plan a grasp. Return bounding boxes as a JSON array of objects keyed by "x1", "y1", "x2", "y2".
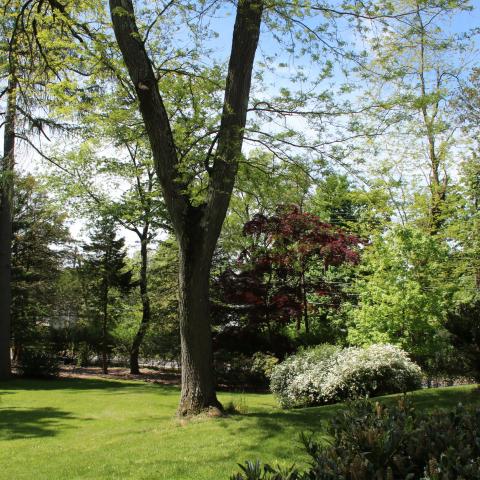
[
  {"x1": 227, "y1": 404, "x2": 339, "y2": 445},
  {"x1": 0, "y1": 377, "x2": 178, "y2": 395},
  {"x1": 0, "y1": 406, "x2": 79, "y2": 440},
  {"x1": 225, "y1": 386, "x2": 480, "y2": 458}
]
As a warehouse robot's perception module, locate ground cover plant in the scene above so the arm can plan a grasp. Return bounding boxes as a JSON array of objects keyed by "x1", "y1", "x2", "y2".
[
  {"x1": 270, "y1": 344, "x2": 422, "y2": 408},
  {"x1": 0, "y1": 377, "x2": 479, "y2": 480}
]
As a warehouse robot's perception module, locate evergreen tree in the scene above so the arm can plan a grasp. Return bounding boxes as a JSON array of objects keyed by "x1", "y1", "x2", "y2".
[
  {"x1": 0, "y1": 0, "x2": 101, "y2": 378},
  {"x1": 10, "y1": 176, "x2": 70, "y2": 361},
  {"x1": 82, "y1": 218, "x2": 132, "y2": 374}
]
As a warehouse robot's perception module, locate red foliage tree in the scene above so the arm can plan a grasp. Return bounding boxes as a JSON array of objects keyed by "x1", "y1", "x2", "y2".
[{"x1": 217, "y1": 205, "x2": 361, "y2": 333}]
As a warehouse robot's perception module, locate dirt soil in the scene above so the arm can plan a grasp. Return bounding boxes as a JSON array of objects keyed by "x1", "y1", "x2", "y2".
[{"x1": 59, "y1": 366, "x2": 181, "y2": 385}]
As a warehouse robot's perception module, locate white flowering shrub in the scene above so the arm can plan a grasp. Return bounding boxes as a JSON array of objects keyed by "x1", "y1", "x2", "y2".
[
  {"x1": 270, "y1": 344, "x2": 422, "y2": 408},
  {"x1": 269, "y1": 344, "x2": 340, "y2": 408}
]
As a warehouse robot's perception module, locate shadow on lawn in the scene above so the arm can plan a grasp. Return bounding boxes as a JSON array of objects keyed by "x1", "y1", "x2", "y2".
[
  {"x1": 232, "y1": 404, "x2": 338, "y2": 442},
  {"x1": 0, "y1": 376, "x2": 176, "y2": 394},
  {"x1": 232, "y1": 386, "x2": 480, "y2": 446},
  {"x1": 407, "y1": 385, "x2": 480, "y2": 410},
  {"x1": 0, "y1": 406, "x2": 79, "y2": 440}
]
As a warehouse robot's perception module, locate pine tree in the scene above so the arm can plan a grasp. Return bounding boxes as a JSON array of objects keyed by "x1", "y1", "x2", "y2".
[
  {"x1": 10, "y1": 176, "x2": 70, "y2": 361},
  {"x1": 82, "y1": 218, "x2": 132, "y2": 374}
]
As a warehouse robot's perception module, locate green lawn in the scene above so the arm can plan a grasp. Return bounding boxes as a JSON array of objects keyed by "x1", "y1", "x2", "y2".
[{"x1": 0, "y1": 378, "x2": 478, "y2": 480}]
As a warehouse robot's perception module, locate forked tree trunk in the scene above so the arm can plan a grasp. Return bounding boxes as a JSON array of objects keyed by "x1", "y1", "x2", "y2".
[
  {"x1": 0, "y1": 76, "x2": 16, "y2": 380},
  {"x1": 110, "y1": 0, "x2": 263, "y2": 415},
  {"x1": 130, "y1": 234, "x2": 150, "y2": 375}
]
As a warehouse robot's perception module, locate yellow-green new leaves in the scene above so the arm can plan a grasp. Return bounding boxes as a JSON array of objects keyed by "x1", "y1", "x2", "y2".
[{"x1": 348, "y1": 226, "x2": 455, "y2": 359}]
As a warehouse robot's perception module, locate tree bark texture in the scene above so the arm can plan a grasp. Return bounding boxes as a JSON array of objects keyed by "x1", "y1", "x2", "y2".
[
  {"x1": 177, "y1": 216, "x2": 221, "y2": 414},
  {"x1": 0, "y1": 76, "x2": 16, "y2": 380},
  {"x1": 300, "y1": 268, "x2": 309, "y2": 333},
  {"x1": 110, "y1": 0, "x2": 263, "y2": 414}
]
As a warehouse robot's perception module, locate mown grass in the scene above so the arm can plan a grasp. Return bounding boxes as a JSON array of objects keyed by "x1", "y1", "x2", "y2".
[{"x1": 0, "y1": 377, "x2": 478, "y2": 480}]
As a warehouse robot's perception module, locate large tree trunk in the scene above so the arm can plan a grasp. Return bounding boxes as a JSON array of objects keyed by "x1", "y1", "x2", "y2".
[
  {"x1": 177, "y1": 221, "x2": 221, "y2": 415},
  {"x1": 130, "y1": 232, "x2": 150, "y2": 375},
  {"x1": 110, "y1": 0, "x2": 263, "y2": 415},
  {"x1": 0, "y1": 76, "x2": 16, "y2": 380},
  {"x1": 428, "y1": 137, "x2": 447, "y2": 235}
]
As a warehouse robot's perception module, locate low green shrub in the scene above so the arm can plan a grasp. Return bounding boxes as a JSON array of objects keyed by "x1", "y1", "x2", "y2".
[
  {"x1": 270, "y1": 344, "x2": 422, "y2": 408},
  {"x1": 231, "y1": 398, "x2": 480, "y2": 480},
  {"x1": 215, "y1": 351, "x2": 279, "y2": 389},
  {"x1": 16, "y1": 348, "x2": 60, "y2": 378},
  {"x1": 251, "y1": 352, "x2": 279, "y2": 379},
  {"x1": 224, "y1": 395, "x2": 249, "y2": 415}
]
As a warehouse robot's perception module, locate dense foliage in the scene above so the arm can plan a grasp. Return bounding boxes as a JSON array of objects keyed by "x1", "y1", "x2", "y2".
[
  {"x1": 15, "y1": 347, "x2": 60, "y2": 378},
  {"x1": 348, "y1": 227, "x2": 453, "y2": 364},
  {"x1": 270, "y1": 344, "x2": 422, "y2": 408},
  {"x1": 215, "y1": 351, "x2": 279, "y2": 390},
  {"x1": 10, "y1": 176, "x2": 70, "y2": 363},
  {"x1": 80, "y1": 219, "x2": 133, "y2": 373},
  {"x1": 232, "y1": 398, "x2": 480, "y2": 480},
  {"x1": 213, "y1": 206, "x2": 360, "y2": 357}
]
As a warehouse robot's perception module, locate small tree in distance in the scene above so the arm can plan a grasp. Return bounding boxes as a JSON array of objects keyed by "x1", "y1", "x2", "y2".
[{"x1": 82, "y1": 218, "x2": 133, "y2": 374}]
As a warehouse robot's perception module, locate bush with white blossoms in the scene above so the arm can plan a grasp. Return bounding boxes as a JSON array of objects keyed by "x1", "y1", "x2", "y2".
[
  {"x1": 269, "y1": 344, "x2": 340, "y2": 408},
  {"x1": 270, "y1": 344, "x2": 422, "y2": 408}
]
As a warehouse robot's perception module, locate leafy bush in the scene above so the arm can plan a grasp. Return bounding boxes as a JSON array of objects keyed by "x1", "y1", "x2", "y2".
[
  {"x1": 270, "y1": 344, "x2": 422, "y2": 408},
  {"x1": 215, "y1": 351, "x2": 279, "y2": 389},
  {"x1": 445, "y1": 299, "x2": 480, "y2": 380},
  {"x1": 16, "y1": 348, "x2": 60, "y2": 378},
  {"x1": 320, "y1": 344, "x2": 423, "y2": 402},
  {"x1": 231, "y1": 398, "x2": 480, "y2": 479},
  {"x1": 224, "y1": 395, "x2": 249, "y2": 415},
  {"x1": 251, "y1": 352, "x2": 279, "y2": 379}
]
